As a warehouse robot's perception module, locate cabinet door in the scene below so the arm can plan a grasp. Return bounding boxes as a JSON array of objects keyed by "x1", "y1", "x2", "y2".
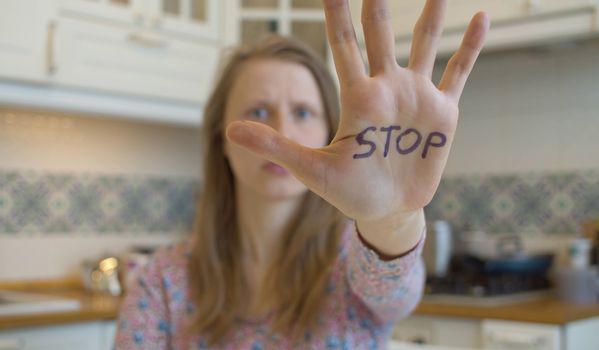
[
  {"x1": 350, "y1": 0, "x2": 530, "y2": 39},
  {"x1": 158, "y1": 0, "x2": 222, "y2": 42},
  {"x1": 0, "y1": 0, "x2": 54, "y2": 83},
  {"x1": 537, "y1": 0, "x2": 596, "y2": 14},
  {"x1": 58, "y1": 0, "x2": 144, "y2": 27},
  {"x1": 98, "y1": 321, "x2": 116, "y2": 350},
  {"x1": 53, "y1": 16, "x2": 219, "y2": 105}
]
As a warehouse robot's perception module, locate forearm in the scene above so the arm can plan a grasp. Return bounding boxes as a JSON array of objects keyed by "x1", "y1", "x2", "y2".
[{"x1": 355, "y1": 208, "x2": 426, "y2": 259}]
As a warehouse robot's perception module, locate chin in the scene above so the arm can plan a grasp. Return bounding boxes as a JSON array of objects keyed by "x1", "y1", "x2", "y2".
[{"x1": 261, "y1": 186, "x2": 309, "y2": 201}]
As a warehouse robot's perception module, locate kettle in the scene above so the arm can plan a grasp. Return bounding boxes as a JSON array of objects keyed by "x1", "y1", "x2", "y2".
[{"x1": 422, "y1": 220, "x2": 452, "y2": 277}]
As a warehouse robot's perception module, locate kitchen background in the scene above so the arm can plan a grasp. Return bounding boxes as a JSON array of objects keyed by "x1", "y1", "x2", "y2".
[
  {"x1": 2, "y1": 1, "x2": 599, "y2": 349},
  {"x1": 1, "y1": 0, "x2": 599, "y2": 282}
]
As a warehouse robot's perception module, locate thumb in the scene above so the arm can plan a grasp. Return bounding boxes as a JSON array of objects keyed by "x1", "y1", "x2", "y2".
[{"x1": 226, "y1": 120, "x2": 332, "y2": 197}]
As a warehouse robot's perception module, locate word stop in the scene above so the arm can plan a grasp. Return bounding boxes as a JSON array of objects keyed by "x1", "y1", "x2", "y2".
[{"x1": 353, "y1": 126, "x2": 447, "y2": 159}]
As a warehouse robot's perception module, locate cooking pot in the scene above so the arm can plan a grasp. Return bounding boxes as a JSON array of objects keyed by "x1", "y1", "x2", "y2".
[
  {"x1": 458, "y1": 231, "x2": 525, "y2": 260},
  {"x1": 454, "y1": 253, "x2": 554, "y2": 275}
]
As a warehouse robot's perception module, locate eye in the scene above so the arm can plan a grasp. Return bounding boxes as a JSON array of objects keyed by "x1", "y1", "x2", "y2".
[
  {"x1": 295, "y1": 107, "x2": 313, "y2": 120},
  {"x1": 249, "y1": 107, "x2": 269, "y2": 120}
]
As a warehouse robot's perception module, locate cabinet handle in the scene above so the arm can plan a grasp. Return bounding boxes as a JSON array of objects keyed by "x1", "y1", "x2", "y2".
[
  {"x1": 127, "y1": 32, "x2": 169, "y2": 48},
  {"x1": 46, "y1": 20, "x2": 58, "y2": 75},
  {"x1": 487, "y1": 331, "x2": 544, "y2": 346},
  {"x1": 0, "y1": 338, "x2": 25, "y2": 350}
]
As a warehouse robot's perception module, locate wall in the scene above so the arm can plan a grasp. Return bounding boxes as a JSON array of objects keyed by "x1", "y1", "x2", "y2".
[
  {"x1": 0, "y1": 108, "x2": 202, "y2": 280},
  {"x1": 438, "y1": 37, "x2": 599, "y2": 175}
]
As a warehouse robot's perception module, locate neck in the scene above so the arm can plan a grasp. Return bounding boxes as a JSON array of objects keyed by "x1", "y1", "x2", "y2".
[{"x1": 236, "y1": 185, "x2": 305, "y2": 266}]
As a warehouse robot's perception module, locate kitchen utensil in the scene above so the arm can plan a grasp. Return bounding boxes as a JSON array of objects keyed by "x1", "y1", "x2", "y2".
[
  {"x1": 555, "y1": 266, "x2": 599, "y2": 304},
  {"x1": 80, "y1": 256, "x2": 122, "y2": 296},
  {"x1": 423, "y1": 220, "x2": 452, "y2": 277}
]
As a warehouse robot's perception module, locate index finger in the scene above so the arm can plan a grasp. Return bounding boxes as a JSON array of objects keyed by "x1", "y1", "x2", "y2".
[{"x1": 323, "y1": 0, "x2": 366, "y2": 85}]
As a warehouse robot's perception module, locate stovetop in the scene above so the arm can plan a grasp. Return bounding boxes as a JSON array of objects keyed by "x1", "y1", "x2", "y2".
[
  {"x1": 424, "y1": 253, "x2": 553, "y2": 299},
  {"x1": 425, "y1": 272, "x2": 552, "y2": 297}
]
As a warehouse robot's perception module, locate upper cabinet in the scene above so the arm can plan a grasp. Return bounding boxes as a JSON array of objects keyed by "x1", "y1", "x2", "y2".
[
  {"x1": 348, "y1": 0, "x2": 599, "y2": 60},
  {"x1": 58, "y1": 0, "x2": 220, "y2": 42},
  {"x1": 0, "y1": 0, "x2": 223, "y2": 126},
  {"x1": 54, "y1": 0, "x2": 221, "y2": 105},
  {"x1": 0, "y1": 0, "x2": 56, "y2": 84},
  {"x1": 234, "y1": 0, "x2": 330, "y2": 63}
]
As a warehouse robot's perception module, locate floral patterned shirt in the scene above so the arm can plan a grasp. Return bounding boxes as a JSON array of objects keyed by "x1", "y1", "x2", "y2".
[{"x1": 115, "y1": 222, "x2": 425, "y2": 349}]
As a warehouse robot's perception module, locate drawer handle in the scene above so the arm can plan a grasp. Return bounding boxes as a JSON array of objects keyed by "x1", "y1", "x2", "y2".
[
  {"x1": 127, "y1": 32, "x2": 169, "y2": 48},
  {"x1": 46, "y1": 20, "x2": 58, "y2": 75},
  {"x1": 487, "y1": 331, "x2": 545, "y2": 346}
]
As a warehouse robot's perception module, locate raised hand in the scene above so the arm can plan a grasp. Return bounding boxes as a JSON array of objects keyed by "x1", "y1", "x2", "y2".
[{"x1": 227, "y1": 0, "x2": 489, "y2": 254}]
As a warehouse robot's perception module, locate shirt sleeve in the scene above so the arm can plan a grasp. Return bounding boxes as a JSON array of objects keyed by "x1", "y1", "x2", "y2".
[
  {"x1": 114, "y1": 252, "x2": 171, "y2": 350},
  {"x1": 346, "y1": 222, "x2": 426, "y2": 325}
]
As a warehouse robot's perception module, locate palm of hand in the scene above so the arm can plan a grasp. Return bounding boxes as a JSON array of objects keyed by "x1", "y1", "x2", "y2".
[
  {"x1": 326, "y1": 71, "x2": 458, "y2": 221},
  {"x1": 227, "y1": 0, "x2": 489, "y2": 223}
]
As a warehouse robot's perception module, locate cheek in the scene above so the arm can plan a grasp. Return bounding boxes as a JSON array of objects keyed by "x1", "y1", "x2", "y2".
[{"x1": 225, "y1": 140, "x2": 259, "y2": 172}]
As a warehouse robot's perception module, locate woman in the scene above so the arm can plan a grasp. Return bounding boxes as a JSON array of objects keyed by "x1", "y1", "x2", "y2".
[{"x1": 115, "y1": 0, "x2": 489, "y2": 348}]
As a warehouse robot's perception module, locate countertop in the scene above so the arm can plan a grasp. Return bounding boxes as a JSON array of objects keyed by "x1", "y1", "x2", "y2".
[
  {"x1": 0, "y1": 278, "x2": 120, "y2": 331},
  {"x1": 415, "y1": 296, "x2": 599, "y2": 325},
  {"x1": 1, "y1": 279, "x2": 599, "y2": 330}
]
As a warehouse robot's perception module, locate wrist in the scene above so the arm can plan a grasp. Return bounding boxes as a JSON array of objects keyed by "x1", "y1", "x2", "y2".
[{"x1": 355, "y1": 209, "x2": 426, "y2": 258}]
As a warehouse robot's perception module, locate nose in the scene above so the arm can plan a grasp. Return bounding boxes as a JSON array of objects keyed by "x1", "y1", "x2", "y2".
[{"x1": 270, "y1": 109, "x2": 294, "y2": 139}]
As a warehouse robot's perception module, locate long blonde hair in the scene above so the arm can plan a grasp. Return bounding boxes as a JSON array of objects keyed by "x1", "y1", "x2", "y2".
[{"x1": 188, "y1": 35, "x2": 345, "y2": 345}]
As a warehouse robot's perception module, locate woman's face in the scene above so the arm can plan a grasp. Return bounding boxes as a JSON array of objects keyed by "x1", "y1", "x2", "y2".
[{"x1": 224, "y1": 59, "x2": 329, "y2": 200}]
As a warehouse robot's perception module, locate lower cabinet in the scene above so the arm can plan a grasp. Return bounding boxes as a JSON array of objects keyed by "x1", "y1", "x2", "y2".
[
  {"x1": 393, "y1": 315, "x2": 599, "y2": 350},
  {"x1": 0, "y1": 321, "x2": 115, "y2": 350},
  {"x1": 393, "y1": 315, "x2": 482, "y2": 348}
]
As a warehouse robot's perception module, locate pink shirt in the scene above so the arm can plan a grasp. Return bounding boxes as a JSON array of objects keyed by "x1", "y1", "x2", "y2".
[{"x1": 115, "y1": 222, "x2": 425, "y2": 349}]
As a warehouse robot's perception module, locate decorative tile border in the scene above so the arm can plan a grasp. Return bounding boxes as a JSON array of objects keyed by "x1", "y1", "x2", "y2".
[
  {"x1": 425, "y1": 169, "x2": 599, "y2": 234},
  {"x1": 0, "y1": 168, "x2": 199, "y2": 235},
  {"x1": 2, "y1": 168, "x2": 598, "y2": 236}
]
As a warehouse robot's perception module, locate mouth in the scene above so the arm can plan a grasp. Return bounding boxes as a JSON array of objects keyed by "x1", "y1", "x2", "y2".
[{"x1": 262, "y1": 162, "x2": 289, "y2": 176}]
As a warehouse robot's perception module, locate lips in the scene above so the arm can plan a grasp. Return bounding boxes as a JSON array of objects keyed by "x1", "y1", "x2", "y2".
[{"x1": 262, "y1": 162, "x2": 289, "y2": 176}]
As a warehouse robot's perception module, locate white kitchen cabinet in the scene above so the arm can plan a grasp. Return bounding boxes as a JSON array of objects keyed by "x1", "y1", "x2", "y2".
[
  {"x1": 232, "y1": 0, "x2": 330, "y2": 63},
  {"x1": 52, "y1": 16, "x2": 219, "y2": 104},
  {"x1": 395, "y1": 315, "x2": 599, "y2": 350},
  {"x1": 0, "y1": 0, "x2": 56, "y2": 84},
  {"x1": 393, "y1": 315, "x2": 483, "y2": 348},
  {"x1": 58, "y1": 0, "x2": 221, "y2": 43},
  {"x1": 482, "y1": 320, "x2": 561, "y2": 350},
  {"x1": 0, "y1": 321, "x2": 115, "y2": 350},
  {"x1": 348, "y1": 0, "x2": 599, "y2": 60},
  {"x1": 0, "y1": 0, "x2": 223, "y2": 126},
  {"x1": 535, "y1": 0, "x2": 597, "y2": 15},
  {"x1": 55, "y1": 0, "x2": 222, "y2": 104}
]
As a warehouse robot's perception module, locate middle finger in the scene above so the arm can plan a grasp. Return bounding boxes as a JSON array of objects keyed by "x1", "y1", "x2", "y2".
[
  {"x1": 362, "y1": 0, "x2": 397, "y2": 75},
  {"x1": 407, "y1": 0, "x2": 448, "y2": 78}
]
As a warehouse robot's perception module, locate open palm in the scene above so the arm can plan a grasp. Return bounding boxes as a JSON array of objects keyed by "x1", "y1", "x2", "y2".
[{"x1": 227, "y1": 0, "x2": 489, "y2": 225}]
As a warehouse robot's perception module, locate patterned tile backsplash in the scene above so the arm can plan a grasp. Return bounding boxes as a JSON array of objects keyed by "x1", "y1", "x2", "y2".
[
  {"x1": 425, "y1": 169, "x2": 599, "y2": 235},
  {"x1": 0, "y1": 168, "x2": 199, "y2": 235},
  {"x1": 1, "y1": 168, "x2": 598, "y2": 236}
]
